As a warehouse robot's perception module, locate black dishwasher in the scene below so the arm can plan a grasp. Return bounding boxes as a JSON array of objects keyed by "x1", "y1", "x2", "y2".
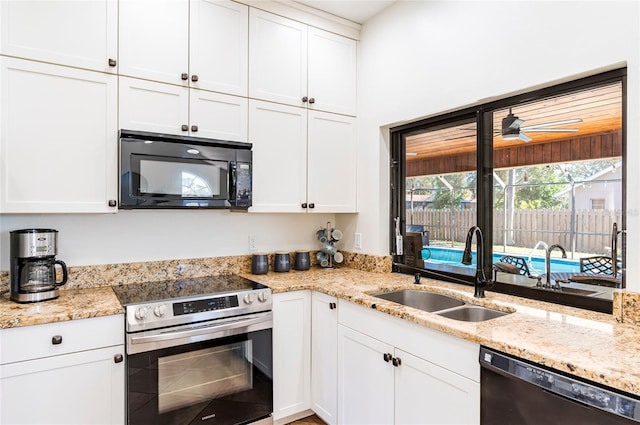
[{"x1": 480, "y1": 347, "x2": 640, "y2": 424}]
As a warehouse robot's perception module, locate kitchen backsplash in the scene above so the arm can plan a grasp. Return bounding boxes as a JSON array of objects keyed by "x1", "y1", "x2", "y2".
[{"x1": 0, "y1": 251, "x2": 392, "y2": 292}]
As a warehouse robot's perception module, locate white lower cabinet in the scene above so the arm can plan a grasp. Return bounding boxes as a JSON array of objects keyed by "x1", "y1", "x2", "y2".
[
  {"x1": 337, "y1": 300, "x2": 480, "y2": 425},
  {"x1": 0, "y1": 315, "x2": 125, "y2": 425},
  {"x1": 311, "y1": 292, "x2": 338, "y2": 425},
  {"x1": 272, "y1": 291, "x2": 311, "y2": 421}
]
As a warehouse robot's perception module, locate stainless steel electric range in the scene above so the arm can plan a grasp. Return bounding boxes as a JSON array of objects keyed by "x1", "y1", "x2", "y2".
[{"x1": 112, "y1": 275, "x2": 273, "y2": 425}]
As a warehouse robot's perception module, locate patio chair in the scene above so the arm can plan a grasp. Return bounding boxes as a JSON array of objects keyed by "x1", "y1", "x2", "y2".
[
  {"x1": 579, "y1": 256, "x2": 617, "y2": 276},
  {"x1": 495, "y1": 255, "x2": 531, "y2": 276}
]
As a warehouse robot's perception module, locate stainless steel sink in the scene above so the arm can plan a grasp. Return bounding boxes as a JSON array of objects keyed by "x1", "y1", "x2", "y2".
[
  {"x1": 436, "y1": 305, "x2": 509, "y2": 322},
  {"x1": 373, "y1": 290, "x2": 465, "y2": 312}
]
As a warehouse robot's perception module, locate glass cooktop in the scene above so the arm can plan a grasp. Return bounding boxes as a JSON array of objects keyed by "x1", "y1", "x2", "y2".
[{"x1": 112, "y1": 275, "x2": 266, "y2": 306}]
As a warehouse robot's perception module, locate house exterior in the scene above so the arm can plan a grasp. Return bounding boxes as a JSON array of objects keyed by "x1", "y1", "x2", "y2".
[{"x1": 556, "y1": 162, "x2": 623, "y2": 211}]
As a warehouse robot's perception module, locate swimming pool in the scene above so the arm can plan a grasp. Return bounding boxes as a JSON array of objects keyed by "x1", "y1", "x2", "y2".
[{"x1": 422, "y1": 246, "x2": 580, "y2": 274}]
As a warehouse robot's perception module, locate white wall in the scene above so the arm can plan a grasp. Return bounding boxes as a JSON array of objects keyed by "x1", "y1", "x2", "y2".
[
  {"x1": 0, "y1": 212, "x2": 334, "y2": 268},
  {"x1": 341, "y1": 0, "x2": 640, "y2": 289}
]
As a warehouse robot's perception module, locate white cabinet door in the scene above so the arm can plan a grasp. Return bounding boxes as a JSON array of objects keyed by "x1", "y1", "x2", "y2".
[
  {"x1": 0, "y1": 345, "x2": 125, "y2": 425},
  {"x1": 248, "y1": 100, "x2": 307, "y2": 213},
  {"x1": 119, "y1": 0, "x2": 189, "y2": 85},
  {"x1": 272, "y1": 291, "x2": 311, "y2": 420},
  {"x1": 311, "y1": 293, "x2": 338, "y2": 425},
  {"x1": 0, "y1": 57, "x2": 117, "y2": 213},
  {"x1": 190, "y1": 0, "x2": 248, "y2": 96},
  {"x1": 394, "y1": 349, "x2": 480, "y2": 425},
  {"x1": 119, "y1": 76, "x2": 189, "y2": 136},
  {"x1": 0, "y1": 0, "x2": 117, "y2": 73},
  {"x1": 338, "y1": 325, "x2": 394, "y2": 425},
  {"x1": 249, "y1": 8, "x2": 307, "y2": 107},
  {"x1": 307, "y1": 111, "x2": 357, "y2": 213},
  {"x1": 190, "y1": 89, "x2": 248, "y2": 141},
  {"x1": 308, "y1": 27, "x2": 357, "y2": 116}
]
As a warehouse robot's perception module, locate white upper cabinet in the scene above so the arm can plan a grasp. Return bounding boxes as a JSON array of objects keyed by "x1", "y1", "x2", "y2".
[
  {"x1": 119, "y1": 0, "x2": 248, "y2": 96},
  {"x1": 249, "y1": 9, "x2": 307, "y2": 108},
  {"x1": 119, "y1": 0, "x2": 189, "y2": 85},
  {"x1": 119, "y1": 76, "x2": 248, "y2": 141},
  {"x1": 190, "y1": 0, "x2": 248, "y2": 96},
  {"x1": 249, "y1": 100, "x2": 308, "y2": 212},
  {"x1": 307, "y1": 27, "x2": 357, "y2": 117},
  {"x1": 249, "y1": 9, "x2": 356, "y2": 116},
  {"x1": 307, "y1": 110, "x2": 357, "y2": 213},
  {"x1": 0, "y1": 0, "x2": 118, "y2": 73},
  {"x1": 249, "y1": 100, "x2": 357, "y2": 213},
  {"x1": 0, "y1": 57, "x2": 118, "y2": 213}
]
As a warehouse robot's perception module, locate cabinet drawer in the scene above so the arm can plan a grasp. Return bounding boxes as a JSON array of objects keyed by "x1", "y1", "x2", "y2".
[{"x1": 0, "y1": 315, "x2": 124, "y2": 365}]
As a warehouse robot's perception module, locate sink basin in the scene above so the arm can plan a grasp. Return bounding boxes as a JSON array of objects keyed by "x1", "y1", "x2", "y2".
[
  {"x1": 436, "y1": 305, "x2": 509, "y2": 322},
  {"x1": 373, "y1": 290, "x2": 465, "y2": 312}
]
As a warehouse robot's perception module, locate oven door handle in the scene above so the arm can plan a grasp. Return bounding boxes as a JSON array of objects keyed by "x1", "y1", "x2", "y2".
[{"x1": 128, "y1": 312, "x2": 272, "y2": 354}]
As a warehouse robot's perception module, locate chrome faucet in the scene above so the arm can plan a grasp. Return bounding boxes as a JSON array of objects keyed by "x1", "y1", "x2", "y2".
[
  {"x1": 462, "y1": 226, "x2": 490, "y2": 298},
  {"x1": 545, "y1": 244, "x2": 567, "y2": 289}
]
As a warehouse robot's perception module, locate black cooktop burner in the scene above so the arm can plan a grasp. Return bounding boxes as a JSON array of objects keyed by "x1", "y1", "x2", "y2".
[{"x1": 112, "y1": 275, "x2": 265, "y2": 306}]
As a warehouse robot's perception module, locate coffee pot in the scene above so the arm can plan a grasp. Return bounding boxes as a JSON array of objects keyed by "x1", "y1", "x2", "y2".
[{"x1": 10, "y1": 229, "x2": 68, "y2": 303}]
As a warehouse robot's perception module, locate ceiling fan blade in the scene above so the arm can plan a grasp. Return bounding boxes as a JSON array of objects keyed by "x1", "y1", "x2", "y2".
[
  {"x1": 524, "y1": 128, "x2": 579, "y2": 133},
  {"x1": 508, "y1": 118, "x2": 524, "y2": 130},
  {"x1": 518, "y1": 132, "x2": 532, "y2": 142},
  {"x1": 520, "y1": 118, "x2": 582, "y2": 130}
]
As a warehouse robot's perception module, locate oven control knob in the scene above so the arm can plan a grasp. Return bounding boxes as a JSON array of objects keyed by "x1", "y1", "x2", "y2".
[
  {"x1": 257, "y1": 291, "x2": 269, "y2": 303},
  {"x1": 154, "y1": 304, "x2": 166, "y2": 317},
  {"x1": 243, "y1": 294, "x2": 254, "y2": 305},
  {"x1": 134, "y1": 307, "x2": 148, "y2": 321}
]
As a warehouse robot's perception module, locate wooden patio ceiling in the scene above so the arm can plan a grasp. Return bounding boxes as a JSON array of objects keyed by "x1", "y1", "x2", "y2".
[{"x1": 405, "y1": 82, "x2": 622, "y2": 177}]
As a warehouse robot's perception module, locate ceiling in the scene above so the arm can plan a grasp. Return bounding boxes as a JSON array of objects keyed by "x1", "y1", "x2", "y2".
[
  {"x1": 406, "y1": 81, "x2": 623, "y2": 162},
  {"x1": 293, "y1": 0, "x2": 396, "y2": 24}
]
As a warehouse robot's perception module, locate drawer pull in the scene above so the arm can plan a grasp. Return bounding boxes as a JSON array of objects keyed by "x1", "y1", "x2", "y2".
[
  {"x1": 51, "y1": 335, "x2": 63, "y2": 345},
  {"x1": 114, "y1": 353, "x2": 124, "y2": 363}
]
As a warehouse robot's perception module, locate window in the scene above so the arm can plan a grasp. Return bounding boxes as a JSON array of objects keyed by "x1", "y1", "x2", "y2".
[{"x1": 390, "y1": 69, "x2": 625, "y2": 312}]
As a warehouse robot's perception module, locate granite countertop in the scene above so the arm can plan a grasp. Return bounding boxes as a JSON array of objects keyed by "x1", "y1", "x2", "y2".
[
  {"x1": 0, "y1": 287, "x2": 124, "y2": 329},
  {"x1": 241, "y1": 267, "x2": 640, "y2": 396}
]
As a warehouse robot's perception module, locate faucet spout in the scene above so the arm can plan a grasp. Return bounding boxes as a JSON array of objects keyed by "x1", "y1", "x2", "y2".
[
  {"x1": 611, "y1": 223, "x2": 620, "y2": 277},
  {"x1": 462, "y1": 226, "x2": 490, "y2": 298},
  {"x1": 545, "y1": 244, "x2": 567, "y2": 288}
]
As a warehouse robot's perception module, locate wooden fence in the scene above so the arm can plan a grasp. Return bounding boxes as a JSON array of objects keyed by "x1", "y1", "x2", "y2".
[{"x1": 407, "y1": 209, "x2": 622, "y2": 255}]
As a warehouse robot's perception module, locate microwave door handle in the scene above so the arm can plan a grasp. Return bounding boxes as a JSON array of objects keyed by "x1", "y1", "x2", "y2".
[{"x1": 229, "y1": 161, "x2": 237, "y2": 201}]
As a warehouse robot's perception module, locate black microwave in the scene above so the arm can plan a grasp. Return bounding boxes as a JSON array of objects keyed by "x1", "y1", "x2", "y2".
[{"x1": 119, "y1": 130, "x2": 252, "y2": 209}]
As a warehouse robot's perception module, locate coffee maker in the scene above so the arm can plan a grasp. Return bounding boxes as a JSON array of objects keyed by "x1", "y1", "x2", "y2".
[{"x1": 10, "y1": 229, "x2": 68, "y2": 303}]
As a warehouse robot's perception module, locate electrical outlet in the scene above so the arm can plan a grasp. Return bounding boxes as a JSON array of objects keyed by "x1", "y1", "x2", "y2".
[
  {"x1": 248, "y1": 235, "x2": 257, "y2": 252},
  {"x1": 354, "y1": 233, "x2": 362, "y2": 250}
]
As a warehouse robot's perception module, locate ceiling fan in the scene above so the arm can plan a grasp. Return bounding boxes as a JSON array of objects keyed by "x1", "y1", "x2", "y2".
[{"x1": 501, "y1": 108, "x2": 583, "y2": 142}]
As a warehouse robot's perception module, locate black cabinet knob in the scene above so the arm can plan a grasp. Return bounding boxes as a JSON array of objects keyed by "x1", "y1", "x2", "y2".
[
  {"x1": 108, "y1": 200, "x2": 117, "y2": 207},
  {"x1": 191, "y1": 125, "x2": 198, "y2": 132},
  {"x1": 181, "y1": 124, "x2": 189, "y2": 132},
  {"x1": 308, "y1": 97, "x2": 316, "y2": 104},
  {"x1": 329, "y1": 302, "x2": 337, "y2": 310},
  {"x1": 51, "y1": 335, "x2": 63, "y2": 345},
  {"x1": 392, "y1": 357, "x2": 402, "y2": 367},
  {"x1": 191, "y1": 75, "x2": 198, "y2": 82},
  {"x1": 181, "y1": 73, "x2": 189, "y2": 80},
  {"x1": 383, "y1": 353, "x2": 392, "y2": 363},
  {"x1": 302, "y1": 203, "x2": 308, "y2": 208},
  {"x1": 114, "y1": 353, "x2": 124, "y2": 364},
  {"x1": 302, "y1": 96, "x2": 308, "y2": 103},
  {"x1": 108, "y1": 58, "x2": 117, "y2": 67},
  {"x1": 308, "y1": 203, "x2": 315, "y2": 209}
]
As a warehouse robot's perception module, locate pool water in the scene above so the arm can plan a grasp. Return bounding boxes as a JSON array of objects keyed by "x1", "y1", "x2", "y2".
[{"x1": 422, "y1": 246, "x2": 580, "y2": 274}]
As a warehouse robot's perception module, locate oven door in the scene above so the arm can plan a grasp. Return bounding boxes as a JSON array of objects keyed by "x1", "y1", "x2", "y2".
[{"x1": 126, "y1": 313, "x2": 272, "y2": 425}]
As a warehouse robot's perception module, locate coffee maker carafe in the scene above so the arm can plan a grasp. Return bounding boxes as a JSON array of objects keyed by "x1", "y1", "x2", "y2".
[{"x1": 10, "y1": 229, "x2": 68, "y2": 303}]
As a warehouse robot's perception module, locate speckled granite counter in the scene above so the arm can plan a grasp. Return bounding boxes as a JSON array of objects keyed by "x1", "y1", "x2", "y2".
[
  {"x1": 241, "y1": 267, "x2": 640, "y2": 397},
  {"x1": 0, "y1": 287, "x2": 124, "y2": 329}
]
